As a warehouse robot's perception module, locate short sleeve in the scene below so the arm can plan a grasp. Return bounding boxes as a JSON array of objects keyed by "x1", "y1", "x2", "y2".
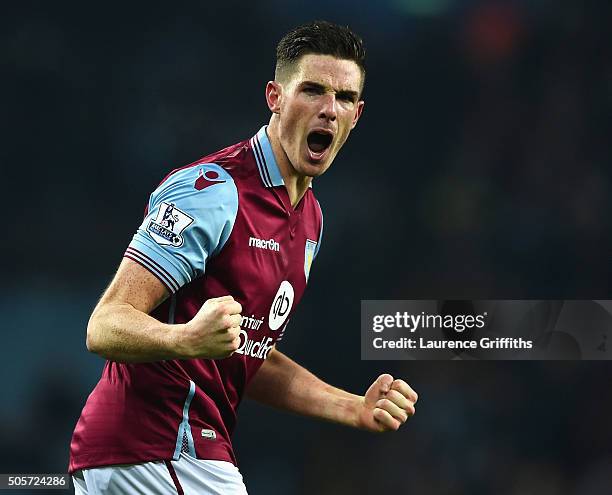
[
  {"x1": 124, "y1": 164, "x2": 238, "y2": 293},
  {"x1": 314, "y1": 200, "x2": 323, "y2": 258}
]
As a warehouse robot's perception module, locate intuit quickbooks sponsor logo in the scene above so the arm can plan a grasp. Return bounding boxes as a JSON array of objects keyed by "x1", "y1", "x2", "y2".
[
  {"x1": 240, "y1": 314, "x2": 265, "y2": 330},
  {"x1": 249, "y1": 236, "x2": 280, "y2": 252},
  {"x1": 269, "y1": 281, "x2": 294, "y2": 331},
  {"x1": 235, "y1": 334, "x2": 274, "y2": 360},
  {"x1": 235, "y1": 314, "x2": 273, "y2": 359}
]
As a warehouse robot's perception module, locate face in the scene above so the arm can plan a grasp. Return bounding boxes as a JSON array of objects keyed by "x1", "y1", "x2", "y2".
[{"x1": 266, "y1": 54, "x2": 365, "y2": 178}]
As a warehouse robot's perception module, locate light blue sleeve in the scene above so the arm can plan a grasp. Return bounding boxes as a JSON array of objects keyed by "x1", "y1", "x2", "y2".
[
  {"x1": 314, "y1": 200, "x2": 323, "y2": 258},
  {"x1": 125, "y1": 164, "x2": 238, "y2": 293}
]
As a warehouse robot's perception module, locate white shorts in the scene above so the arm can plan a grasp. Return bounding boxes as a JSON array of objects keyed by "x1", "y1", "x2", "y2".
[{"x1": 72, "y1": 453, "x2": 248, "y2": 495}]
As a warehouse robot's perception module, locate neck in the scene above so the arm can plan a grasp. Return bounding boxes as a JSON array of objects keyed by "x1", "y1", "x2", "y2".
[{"x1": 267, "y1": 116, "x2": 312, "y2": 207}]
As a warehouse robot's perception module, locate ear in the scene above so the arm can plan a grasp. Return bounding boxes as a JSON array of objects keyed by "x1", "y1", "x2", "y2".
[
  {"x1": 265, "y1": 81, "x2": 282, "y2": 114},
  {"x1": 350, "y1": 100, "x2": 365, "y2": 129}
]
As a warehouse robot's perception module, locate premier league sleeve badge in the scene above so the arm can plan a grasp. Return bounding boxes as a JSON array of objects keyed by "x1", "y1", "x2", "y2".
[{"x1": 147, "y1": 202, "x2": 194, "y2": 248}]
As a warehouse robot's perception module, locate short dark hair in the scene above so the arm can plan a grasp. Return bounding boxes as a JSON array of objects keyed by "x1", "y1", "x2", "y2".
[{"x1": 275, "y1": 20, "x2": 366, "y2": 91}]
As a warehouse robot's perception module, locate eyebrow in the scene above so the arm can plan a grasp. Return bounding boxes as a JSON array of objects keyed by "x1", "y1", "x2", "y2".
[{"x1": 300, "y1": 81, "x2": 359, "y2": 100}]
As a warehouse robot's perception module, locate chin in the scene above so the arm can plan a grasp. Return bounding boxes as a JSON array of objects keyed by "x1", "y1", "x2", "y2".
[
  {"x1": 299, "y1": 160, "x2": 330, "y2": 178},
  {"x1": 301, "y1": 151, "x2": 338, "y2": 177}
]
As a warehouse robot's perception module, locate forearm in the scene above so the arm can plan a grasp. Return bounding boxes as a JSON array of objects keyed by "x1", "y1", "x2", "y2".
[
  {"x1": 246, "y1": 348, "x2": 364, "y2": 429},
  {"x1": 86, "y1": 302, "x2": 182, "y2": 363}
]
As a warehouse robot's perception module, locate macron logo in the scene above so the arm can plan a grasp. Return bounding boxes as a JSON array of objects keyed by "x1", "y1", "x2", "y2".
[{"x1": 249, "y1": 236, "x2": 280, "y2": 252}]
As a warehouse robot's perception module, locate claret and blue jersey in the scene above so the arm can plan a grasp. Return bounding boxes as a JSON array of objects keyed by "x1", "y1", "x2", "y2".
[{"x1": 69, "y1": 126, "x2": 323, "y2": 472}]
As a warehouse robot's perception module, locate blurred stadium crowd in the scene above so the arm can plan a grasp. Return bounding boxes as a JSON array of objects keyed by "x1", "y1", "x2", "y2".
[{"x1": 2, "y1": 1, "x2": 612, "y2": 493}]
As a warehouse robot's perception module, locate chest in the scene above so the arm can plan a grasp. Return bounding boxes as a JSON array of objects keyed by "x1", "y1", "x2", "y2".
[{"x1": 203, "y1": 186, "x2": 320, "y2": 342}]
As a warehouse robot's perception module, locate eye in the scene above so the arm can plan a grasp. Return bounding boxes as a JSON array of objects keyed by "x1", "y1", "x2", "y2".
[
  {"x1": 337, "y1": 93, "x2": 356, "y2": 103},
  {"x1": 303, "y1": 85, "x2": 323, "y2": 95}
]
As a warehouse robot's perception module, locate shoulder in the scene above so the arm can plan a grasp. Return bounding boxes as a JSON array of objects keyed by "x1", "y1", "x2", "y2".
[
  {"x1": 129, "y1": 162, "x2": 240, "y2": 289},
  {"x1": 157, "y1": 162, "x2": 234, "y2": 194},
  {"x1": 155, "y1": 137, "x2": 256, "y2": 192},
  {"x1": 144, "y1": 162, "x2": 239, "y2": 251},
  {"x1": 150, "y1": 163, "x2": 238, "y2": 212}
]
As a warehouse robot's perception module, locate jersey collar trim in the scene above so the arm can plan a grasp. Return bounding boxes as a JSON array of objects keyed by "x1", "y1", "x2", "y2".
[{"x1": 251, "y1": 126, "x2": 284, "y2": 188}]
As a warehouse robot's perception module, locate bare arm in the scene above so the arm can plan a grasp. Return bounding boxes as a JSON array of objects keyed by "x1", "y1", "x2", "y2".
[
  {"x1": 246, "y1": 348, "x2": 418, "y2": 432},
  {"x1": 86, "y1": 258, "x2": 243, "y2": 363}
]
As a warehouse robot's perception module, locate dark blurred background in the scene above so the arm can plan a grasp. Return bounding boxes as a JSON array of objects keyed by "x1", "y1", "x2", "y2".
[{"x1": 2, "y1": 0, "x2": 612, "y2": 493}]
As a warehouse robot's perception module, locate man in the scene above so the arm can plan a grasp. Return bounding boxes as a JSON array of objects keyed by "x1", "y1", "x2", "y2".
[{"x1": 69, "y1": 20, "x2": 418, "y2": 494}]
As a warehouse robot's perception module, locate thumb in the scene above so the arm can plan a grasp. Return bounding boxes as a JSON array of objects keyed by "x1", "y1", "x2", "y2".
[{"x1": 364, "y1": 373, "x2": 394, "y2": 406}]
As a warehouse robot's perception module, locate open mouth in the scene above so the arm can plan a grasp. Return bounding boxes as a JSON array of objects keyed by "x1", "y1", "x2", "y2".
[{"x1": 307, "y1": 130, "x2": 333, "y2": 156}]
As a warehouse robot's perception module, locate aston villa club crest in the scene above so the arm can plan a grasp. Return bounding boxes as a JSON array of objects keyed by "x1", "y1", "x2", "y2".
[
  {"x1": 304, "y1": 239, "x2": 317, "y2": 281},
  {"x1": 147, "y1": 202, "x2": 194, "y2": 247}
]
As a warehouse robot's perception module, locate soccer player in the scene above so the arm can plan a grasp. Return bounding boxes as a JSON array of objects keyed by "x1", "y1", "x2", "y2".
[{"x1": 69, "y1": 20, "x2": 418, "y2": 494}]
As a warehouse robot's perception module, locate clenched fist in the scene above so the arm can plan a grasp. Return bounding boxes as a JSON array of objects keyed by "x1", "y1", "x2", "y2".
[
  {"x1": 175, "y1": 295, "x2": 243, "y2": 359},
  {"x1": 357, "y1": 374, "x2": 418, "y2": 432}
]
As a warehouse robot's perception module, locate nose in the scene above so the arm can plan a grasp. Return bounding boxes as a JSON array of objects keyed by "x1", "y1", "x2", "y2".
[{"x1": 318, "y1": 93, "x2": 337, "y2": 122}]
